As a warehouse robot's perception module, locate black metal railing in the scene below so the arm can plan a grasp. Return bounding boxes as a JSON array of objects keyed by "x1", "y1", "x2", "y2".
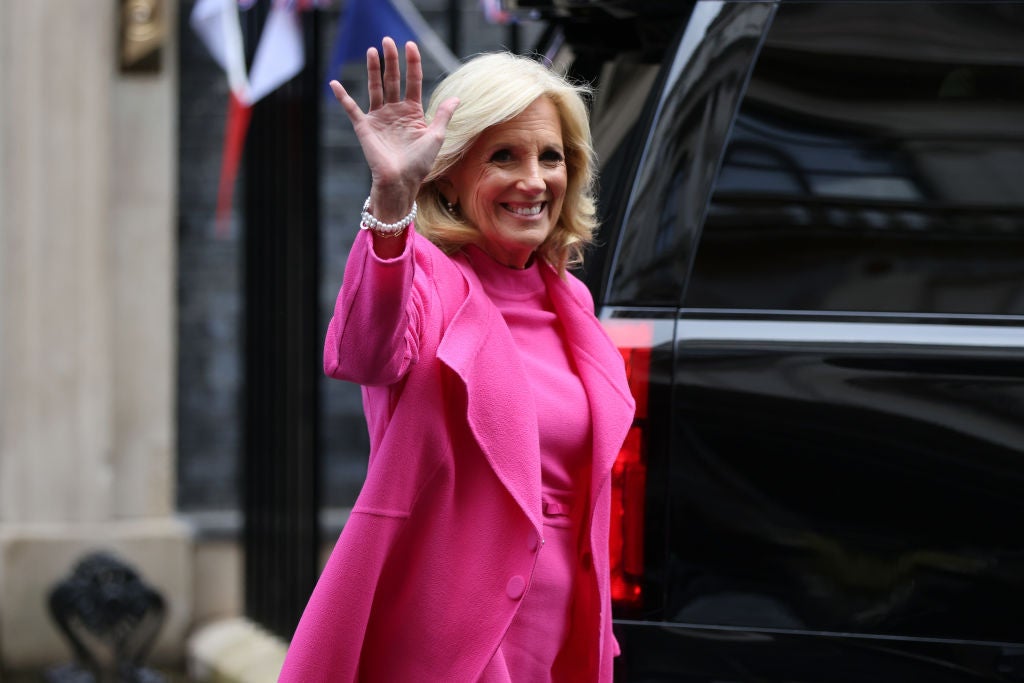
[{"x1": 241, "y1": 6, "x2": 321, "y2": 641}]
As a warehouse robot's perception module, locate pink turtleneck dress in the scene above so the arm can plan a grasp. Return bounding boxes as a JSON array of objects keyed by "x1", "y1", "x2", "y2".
[{"x1": 464, "y1": 246, "x2": 594, "y2": 681}]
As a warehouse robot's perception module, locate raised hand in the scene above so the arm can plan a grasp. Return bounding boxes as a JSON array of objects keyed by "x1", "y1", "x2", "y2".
[{"x1": 330, "y1": 38, "x2": 459, "y2": 224}]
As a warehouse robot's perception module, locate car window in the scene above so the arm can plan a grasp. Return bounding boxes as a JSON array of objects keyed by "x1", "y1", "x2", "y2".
[
  {"x1": 684, "y1": 2, "x2": 1024, "y2": 316},
  {"x1": 605, "y1": 3, "x2": 775, "y2": 307}
]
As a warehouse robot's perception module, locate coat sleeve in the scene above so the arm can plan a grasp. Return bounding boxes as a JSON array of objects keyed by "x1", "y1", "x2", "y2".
[{"x1": 323, "y1": 227, "x2": 430, "y2": 386}]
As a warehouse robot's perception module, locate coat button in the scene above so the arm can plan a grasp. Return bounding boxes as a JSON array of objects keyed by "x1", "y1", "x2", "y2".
[
  {"x1": 580, "y1": 552, "x2": 593, "y2": 571},
  {"x1": 506, "y1": 575, "x2": 526, "y2": 600}
]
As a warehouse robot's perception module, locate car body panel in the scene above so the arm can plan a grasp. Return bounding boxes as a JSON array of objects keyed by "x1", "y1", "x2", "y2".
[{"x1": 549, "y1": 1, "x2": 1024, "y2": 679}]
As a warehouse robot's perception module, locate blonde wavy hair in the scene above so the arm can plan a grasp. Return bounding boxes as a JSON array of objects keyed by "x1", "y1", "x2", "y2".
[{"x1": 418, "y1": 52, "x2": 597, "y2": 274}]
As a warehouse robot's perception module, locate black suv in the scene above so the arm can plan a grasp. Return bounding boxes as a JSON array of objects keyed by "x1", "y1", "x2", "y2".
[{"x1": 516, "y1": 1, "x2": 1024, "y2": 680}]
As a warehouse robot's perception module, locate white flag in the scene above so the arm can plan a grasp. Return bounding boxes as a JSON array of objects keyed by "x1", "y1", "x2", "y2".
[{"x1": 191, "y1": 0, "x2": 305, "y2": 105}]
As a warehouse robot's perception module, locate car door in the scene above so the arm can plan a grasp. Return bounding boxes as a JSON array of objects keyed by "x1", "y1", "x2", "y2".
[{"x1": 601, "y1": 2, "x2": 1024, "y2": 681}]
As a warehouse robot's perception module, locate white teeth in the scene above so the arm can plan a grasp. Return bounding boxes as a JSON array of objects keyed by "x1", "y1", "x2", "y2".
[{"x1": 507, "y1": 204, "x2": 543, "y2": 216}]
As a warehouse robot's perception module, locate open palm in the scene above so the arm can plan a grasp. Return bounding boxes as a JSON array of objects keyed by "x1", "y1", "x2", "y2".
[{"x1": 330, "y1": 38, "x2": 459, "y2": 220}]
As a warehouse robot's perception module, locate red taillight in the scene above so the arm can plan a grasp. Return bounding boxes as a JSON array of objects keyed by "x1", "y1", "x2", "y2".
[
  {"x1": 610, "y1": 424, "x2": 646, "y2": 606},
  {"x1": 609, "y1": 339, "x2": 651, "y2": 608}
]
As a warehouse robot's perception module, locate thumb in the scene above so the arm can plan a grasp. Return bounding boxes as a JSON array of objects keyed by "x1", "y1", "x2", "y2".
[{"x1": 429, "y1": 97, "x2": 460, "y2": 137}]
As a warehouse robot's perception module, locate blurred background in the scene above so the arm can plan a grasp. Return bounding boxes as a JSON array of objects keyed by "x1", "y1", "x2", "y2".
[{"x1": 0, "y1": 0, "x2": 542, "y2": 679}]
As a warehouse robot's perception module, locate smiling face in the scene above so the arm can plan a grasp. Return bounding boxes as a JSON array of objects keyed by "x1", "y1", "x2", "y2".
[{"x1": 442, "y1": 97, "x2": 567, "y2": 268}]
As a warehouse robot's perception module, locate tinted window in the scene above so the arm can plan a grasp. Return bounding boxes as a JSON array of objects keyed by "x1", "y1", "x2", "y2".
[
  {"x1": 606, "y1": 3, "x2": 774, "y2": 307},
  {"x1": 685, "y1": 3, "x2": 1024, "y2": 316}
]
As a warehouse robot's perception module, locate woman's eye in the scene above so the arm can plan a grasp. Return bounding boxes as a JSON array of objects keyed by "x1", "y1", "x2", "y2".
[
  {"x1": 489, "y1": 149, "x2": 513, "y2": 163},
  {"x1": 541, "y1": 150, "x2": 565, "y2": 164}
]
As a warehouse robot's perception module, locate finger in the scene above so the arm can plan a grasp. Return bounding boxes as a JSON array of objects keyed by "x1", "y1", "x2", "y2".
[
  {"x1": 429, "y1": 97, "x2": 460, "y2": 137},
  {"x1": 381, "y1": 37, "x2": 401, "y2": 104},
  {"x1": 366, "y1": 47, "x2": 383, "y2": 111},
  {"x1": 405, "y1": 41, "x2": 423, "y2": 105},
  {"x1": 329, "y1": 80, "x2": 365, "y2": 125}
]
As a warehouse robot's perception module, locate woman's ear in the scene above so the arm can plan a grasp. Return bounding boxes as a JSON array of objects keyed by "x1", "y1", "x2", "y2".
[{"x1": 436, "y1": 177, "x2": 457, "y2": 206}]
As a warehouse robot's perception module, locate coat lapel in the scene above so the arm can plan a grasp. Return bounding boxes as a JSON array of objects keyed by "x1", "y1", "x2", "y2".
[
  {"x1": 435, "y1": 256, "x2": 635, "y2": 534},
  {"x1": 541, "y1": 266, "x2": 636, "y2": 506},
  {"x1": 436, "y1": 256, "x2": 544, "y2": 532}
]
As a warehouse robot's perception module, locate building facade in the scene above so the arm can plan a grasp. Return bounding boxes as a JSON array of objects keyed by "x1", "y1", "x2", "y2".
[{"x1": 0, "y1": 0, "x2": 188, "y2": 670}]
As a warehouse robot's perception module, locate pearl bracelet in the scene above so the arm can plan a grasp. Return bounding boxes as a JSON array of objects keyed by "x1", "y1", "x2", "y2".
[{"x1": 360, "y1": 196, "x2": 417, "y2": 236}]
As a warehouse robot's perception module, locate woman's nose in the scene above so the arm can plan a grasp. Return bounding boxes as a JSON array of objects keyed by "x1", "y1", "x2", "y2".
[{"x1": 516, "y1": 161, "x2": 545, "y2": 194}]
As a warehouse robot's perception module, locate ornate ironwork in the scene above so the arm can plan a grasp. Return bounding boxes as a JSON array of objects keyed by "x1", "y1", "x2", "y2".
[{"x1": 47, "y1": 552, "x2": 166, "y2": 683}]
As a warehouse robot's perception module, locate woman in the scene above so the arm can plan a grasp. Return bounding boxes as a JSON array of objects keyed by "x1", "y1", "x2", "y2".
[{"x1": 279, "y1": 38, "x2": 635, "y2": 682}]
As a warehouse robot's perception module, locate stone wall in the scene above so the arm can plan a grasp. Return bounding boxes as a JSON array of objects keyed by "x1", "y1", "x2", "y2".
[{"x1": 0, "y1": 0, "x2": 189, "y2": 670}]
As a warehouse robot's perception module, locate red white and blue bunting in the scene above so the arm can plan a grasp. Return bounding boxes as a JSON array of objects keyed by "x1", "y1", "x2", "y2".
[{"x1": 191, "y1": 0, "x2": 463, "y2": 236}]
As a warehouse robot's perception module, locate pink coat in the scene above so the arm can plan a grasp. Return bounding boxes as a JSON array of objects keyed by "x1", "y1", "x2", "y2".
[{"x1": 278, "y1": 228, "x2": 635, "y2": 682}]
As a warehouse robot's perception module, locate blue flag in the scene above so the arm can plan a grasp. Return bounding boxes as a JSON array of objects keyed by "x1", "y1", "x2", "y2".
[{"x1": 328, "y1": 0, "x2": 419, "y2": 80}]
